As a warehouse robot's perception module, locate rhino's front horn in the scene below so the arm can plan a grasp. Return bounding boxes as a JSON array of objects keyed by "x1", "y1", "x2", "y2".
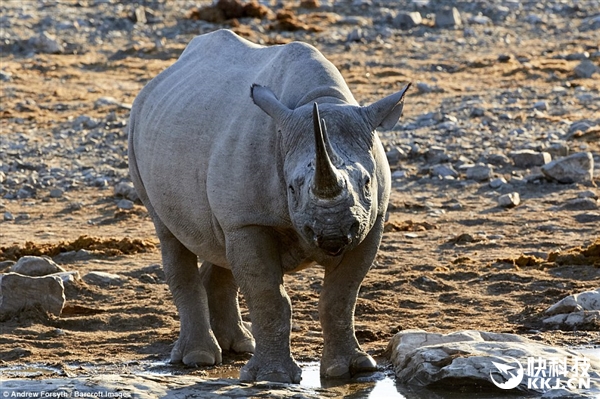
[{"x1": 312, "y1": 103, "x2": 343, "y2": 199}]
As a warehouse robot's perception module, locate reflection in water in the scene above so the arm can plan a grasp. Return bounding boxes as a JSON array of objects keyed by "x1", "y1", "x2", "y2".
[{"x1": 300, "y1": 361, "x2": 405, "y2": 398}]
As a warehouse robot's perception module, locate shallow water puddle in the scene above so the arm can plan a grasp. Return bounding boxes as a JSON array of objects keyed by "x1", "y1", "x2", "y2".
[{"x1": 2, "y1": 348, "x2": 598, "y2": 398}]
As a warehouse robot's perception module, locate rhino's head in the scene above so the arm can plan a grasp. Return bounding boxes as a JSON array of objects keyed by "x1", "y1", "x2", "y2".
[{"x1": 251, "y1": 84, "x2": 410, "y2": 256}]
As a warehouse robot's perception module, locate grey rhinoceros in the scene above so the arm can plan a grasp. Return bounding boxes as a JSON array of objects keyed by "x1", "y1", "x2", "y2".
[{"x1": 128, "y1": 29, "x2": 410, "y2": 383}]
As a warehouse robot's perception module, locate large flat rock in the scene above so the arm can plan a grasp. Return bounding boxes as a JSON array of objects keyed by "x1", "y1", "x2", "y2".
[
  {"x1": 387, "y1": 330, "x2": 600, "y2": 398},
  {"x1": 0, "y1": 374, "x2": 337, "y2": 399}
]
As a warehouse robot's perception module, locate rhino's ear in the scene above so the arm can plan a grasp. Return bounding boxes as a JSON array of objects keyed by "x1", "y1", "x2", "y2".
[
  {"x1": 250, "y1": 84, "x2": 292, "y2": 123},
  {"x1": 363, "y1": 83, "x2": 411, "y2": 131}
]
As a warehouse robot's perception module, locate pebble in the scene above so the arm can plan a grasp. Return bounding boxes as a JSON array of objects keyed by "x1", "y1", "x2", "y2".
[
  {"x1": 4, "y1": 211, "x2": 14, "y2": 221},
  {"x1": 510, "y1": 149, "x2": 551, "y2": 168},
  {"x1": 498, "y1": 192, "x2": 520, "y2": 207},
  {"x1": 465, "y1": 164, "x2": 493, "y2": 181},
  {"x1": 430, "y1": 164, "x2": 458, "y2": 179},
  {"x1": 117, "y1": 198, "x2": 134, "y2": 210},
  {"x1": 49, "y1": 188, "x2": 64, "y2": 198},
  {"x1": 435, "y1": 7, "x2": 462, "y2": 28},
  {"x1": 393, "y1": 11, "x2": 422, "y2": 30},
  {"x1": 114, "y1": 181, "x2": 139, "y2": 202},
  {"x1": 83, "y1": 271, "x2": 126, "y2": 286},
  {"x1": 489, "y1": 177, "x2": 507, "y2": 189},
  {"x1": 28, "y1": 31, "x2": 63, "y2": 54},
  {"x1": 541, "y1": 152, "x2": 594, "y2": 184},
  {"x1": 573, "y1": 59, "x2": 598, "y2": 78}
]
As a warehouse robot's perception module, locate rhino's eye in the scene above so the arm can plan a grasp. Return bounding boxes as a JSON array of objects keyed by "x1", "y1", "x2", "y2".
[{"x1": 363, "y1": 177, "x2": 371, "y2": 197}]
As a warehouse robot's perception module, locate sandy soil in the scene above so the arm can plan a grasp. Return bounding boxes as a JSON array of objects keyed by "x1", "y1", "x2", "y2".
[{"x1": 1, "y1": 0, "x2": 599, "y2": 385}]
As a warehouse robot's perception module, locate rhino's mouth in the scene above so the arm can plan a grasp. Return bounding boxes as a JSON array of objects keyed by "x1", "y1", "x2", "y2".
[{"x1": 304, "y1": 224, "x2": 356, "y2": 257}]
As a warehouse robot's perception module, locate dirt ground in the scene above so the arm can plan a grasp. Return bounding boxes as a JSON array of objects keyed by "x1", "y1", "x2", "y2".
[{"x1": 1, "y1": 0, "x2": 599, "y2": 385}]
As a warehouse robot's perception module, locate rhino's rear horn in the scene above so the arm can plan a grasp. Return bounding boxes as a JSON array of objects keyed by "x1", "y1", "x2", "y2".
[{"x1": 312, "y1": 103, "x2": 342, "y2": 199}]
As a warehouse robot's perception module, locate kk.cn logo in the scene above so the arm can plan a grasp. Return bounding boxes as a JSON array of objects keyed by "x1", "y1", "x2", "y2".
[{"x1": 490, "y1": 355, "x2": 592, "y2": 392}]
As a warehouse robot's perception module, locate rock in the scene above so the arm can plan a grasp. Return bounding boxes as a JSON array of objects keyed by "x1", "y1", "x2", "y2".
[
  {"x1": 416, "y1": 82, "x2": 443, "y2": 93},
  {"x1": 392, "y1": 11, "x2": 422, "y2": 30},
  {"x1": 385, "y1": 146, "x2": 406, "y2": 165},
  {"x1": 559, "y1": 197, "x2": 599, "y2": 210},
  {"x1": 388, "y1": 330, "x2": 600, "y2": 397},
  {"x1": 0, "y1": 374, "x2": 335, "y2": 399},
  {"x1": 435, "y1": 7, "x2": 462, "y2": 28},
  {"x1": 469, "y1": 14, "x2": 491, "y2": 25},
  {"x1": 573, "y1": 59, "x2": 598, "y2": 78},
  {"x1": 10, "y1": 256, "x2": 66, "y2": 276},
  {"x1": 482, "y1": 153, "x2": 511, "y2": 166},
  {"x1": 114, "y1": 181, "x2": 139, "y2": 202},
  {"x1": 300, "y1": 0, "x2": 320, "y2": 9},
  {"x1": 546, "y1": 288, "x2": 600, "y2": 316},
  {"x1": 489, "y1": 177, "x2": 507, "y2": 188},
  {"x1": 117, "y1": 198, "x2": 134, "y2": 210},
  {"x1": 0, "y1": 273, "x2": 65, "y2": 317},
  {"x1": 498, "y1": 192, "x2": 520, "y2": 207},
  {"x1": 541, "y1": 152, "x2": 594, "y2": 184},
  {"x1": 533, "y1": 100, "x2": 548, "y2": 110},
  {"x1": 579, "y1": 190, "x2": 599, "y2": 199},
  {"x1": 4, "y1": 211, "x2": 14, "y2": 221},
  {"x1": 543, "y1": 311, "x2": 600, "y2": 329},
  {"x1": 28, "y1": 31, "x2": 64, "y2": 54},
  {"x1": 49, "y1": 188, "x2": 64, "y2": 198},
  {"x1": 83, "y1": 271, "x2": 126, "y2": 286},
  {"x1": 543, "y1": 288, "x2": 600, "y2": 330},
  {"x1": 430, "y1": 164, "x2": 458, "y2": 179},
  {"x1": 425, "y1": 146, "x2": 449, "y2": 164},
  {"x1": 465, "y1": 164, "x2": 493, "y2": 181},
  {"x1": 51, "y1": 271, "x2": 83, "y2": 291},
  {"x1": 510, "y1": 149, "x2": 551, "y2": 168}
]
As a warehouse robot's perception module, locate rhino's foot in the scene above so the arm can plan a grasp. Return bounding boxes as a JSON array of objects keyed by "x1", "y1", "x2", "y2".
[
  {"x1": 240, "y1": 355, "x2": 301, "y2": 383},
  {"x1": 170, "y1": 332, "x2": 222, "y2": 367},
  {"x1": 320, "y1": 352, "x2": 377, "y2": 379},
  {"x1": 214, "y1": 322, "x2": 255, "y2": 354}
]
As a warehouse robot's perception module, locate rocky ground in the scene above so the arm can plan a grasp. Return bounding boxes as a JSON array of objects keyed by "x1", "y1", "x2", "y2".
[{"x1": 1, "y1": 0, "x2": 600, "y2": 397}]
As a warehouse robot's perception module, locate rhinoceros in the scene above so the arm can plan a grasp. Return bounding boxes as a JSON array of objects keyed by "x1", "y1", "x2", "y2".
[{"x1": 128, "y1": 29, "x2": 410, "y2": 383}]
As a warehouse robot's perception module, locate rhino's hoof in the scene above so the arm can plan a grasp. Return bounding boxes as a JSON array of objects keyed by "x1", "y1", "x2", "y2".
[
  {"x1": 321, "y1": 353, "x2": 377, "y2": 379},
  {"x1": 170, "y1": 340, "x2": 222, "y2": 367},
  {"x1": 239, "y1": 357, "x2": 301, "y2": 383},
  {"x1": 232, "y1": 338, "x2": 255, "y2": 354}
]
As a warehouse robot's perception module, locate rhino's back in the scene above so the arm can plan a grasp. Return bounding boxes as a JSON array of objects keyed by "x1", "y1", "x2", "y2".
[{"x1": 130, "y1": 30, "x2": 352, "y2": 265}]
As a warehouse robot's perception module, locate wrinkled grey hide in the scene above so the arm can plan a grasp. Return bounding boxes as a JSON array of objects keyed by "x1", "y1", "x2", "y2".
[{"x1": 129, "y1": 29, "x2": 410, "y2": 384}]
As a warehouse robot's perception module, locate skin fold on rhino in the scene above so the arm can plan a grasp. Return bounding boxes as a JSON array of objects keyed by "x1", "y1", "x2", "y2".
[{"x1": 128, "y1": 29, "x2": 410, "y2": 384}]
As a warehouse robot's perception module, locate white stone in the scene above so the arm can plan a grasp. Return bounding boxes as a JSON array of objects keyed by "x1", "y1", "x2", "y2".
[
  {"x1": 546, "y1": 288, "x2": 600, "y2": 315},
  {"x1": 435, "y1": 7, "x2": 462, "y2": 28},
  {"x1": 393, "y1": 11, "x2": 422, "y2": 30},
  {"x1": 0, "y1": 273, "x2": 65, "y2": 317},
  {"x1": 465, "y1": 164, "x2": 493, "y2": 181},
  {"x1": 510, "y1": 149, "x2": 551, "y2": 168},
  {"x1": 10, "y1": 256, "x2": 65, "y2": 276},
  {"x1": 541, "y1": 152, "x2": 594, "y2": 184},
  {"x1": 83, "y1": 271, "x2": 126, "y2": 286},
  {"x1": 498, "y1": 192, "x2": 520, "y2": 207},
  {"x1": 387, "y1": 330, "x2": 600, "y2": 396}
]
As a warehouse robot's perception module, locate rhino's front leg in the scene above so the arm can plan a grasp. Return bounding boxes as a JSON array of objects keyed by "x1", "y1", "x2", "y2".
[
  {"x1": 319, "y1": 216, "x2": 384, "y2": 378},
  {"x1": 227, "y1": 227, "x2": 301, "y2": 383}
]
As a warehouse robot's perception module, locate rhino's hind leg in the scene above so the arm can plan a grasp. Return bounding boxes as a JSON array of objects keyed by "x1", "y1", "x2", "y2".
[
  {"x1": 200, "y1": 262, "x2": 255, "y2": 354},
  {"x1": 156, "y1": 223, "x2": 222, "y2": 367}
]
